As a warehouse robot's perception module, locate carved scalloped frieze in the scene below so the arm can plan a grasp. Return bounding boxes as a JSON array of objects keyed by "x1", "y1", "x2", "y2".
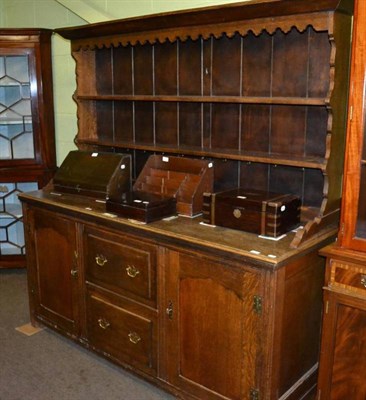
[{"x1": 71, "y1": 12, "x2": 330, "y2": 51}]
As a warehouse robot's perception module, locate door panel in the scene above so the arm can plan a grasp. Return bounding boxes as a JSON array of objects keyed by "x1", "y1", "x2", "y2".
[
  {"x1": 31, "y1": 208, "x2": 78, "y2": 334},
  {"x1": 164, "y1": 250, "x2": 262, "y2": 400}
]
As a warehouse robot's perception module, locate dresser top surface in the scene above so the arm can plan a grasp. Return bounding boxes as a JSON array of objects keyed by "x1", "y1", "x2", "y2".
[{"x1": 19, "y1": 189, "x2": 336, "y2": 269}]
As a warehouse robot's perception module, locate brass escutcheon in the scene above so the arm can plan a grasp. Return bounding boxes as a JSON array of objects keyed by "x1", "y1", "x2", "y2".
[
  {"x1": 233, "y1": 208, "x2": 242, "y2": 218},
  {"x1": 70, "y1": 269, "x2": 78, "y2": 277},
  {"x1": 166, "y1": 300, "x2": 173, "y2": 320},
  {"x1": 361, "y1": 274, "x2": 366, "y2": 288}
]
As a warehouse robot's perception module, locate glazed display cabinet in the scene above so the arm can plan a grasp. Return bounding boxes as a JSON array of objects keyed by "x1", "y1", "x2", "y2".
[
  {"x1": 0, "y1": 29, "x2": 56, "y2": 268},
  {"x1": 20, "y1": 0, "x2": 354, "y2": 399},
  {"x1": 317, "y1": 0, "x2": 366, "y2": 398}
]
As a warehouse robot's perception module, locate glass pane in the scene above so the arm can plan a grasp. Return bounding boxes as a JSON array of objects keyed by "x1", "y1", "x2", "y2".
[
  {"x1": 0, "y1": 136, "x2": 11, "y2": 159},
  {"x1": 0, "y1": 108, "x2": 22, "y2": 123},
  {"x1": 21, "y1": 84, "x2": 30, "y2": 99},
  {"x1": 0, "y1": 218, "x2": 25, "y2": 255},
  {"x1": 0, "y1": 55, "x2": 34, "y2": 161},
  {"x1": 0, "y1": 122, "x2": 23, "y2": 139},
  {"x1": 0, "y1": 57, "x2": 4, "y2": 78},
  {"x1": 356, "y1": 164, "x2": 366, "y2": 238},
  {"x1": 0, "y1": 182, "x2": 15, "y2": 198},
  {"x1": 0, "y1": 83, "x2": 22, "y2": 107},
  {"x1": 11, "y1": 99, "x2": 31, "y2": 115},
  {"x1": 6, "y1": 56, "x2": 29, "y2": 82},
  {"x1": 12, "y1": 131, "x2": 35, "y2": 159},
  {"x1": 0, "y1": 181, "x2": 37, "y2": 256}
]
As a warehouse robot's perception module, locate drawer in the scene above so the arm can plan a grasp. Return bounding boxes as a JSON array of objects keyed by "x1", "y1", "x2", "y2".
[
  {"x1": 330, "y1": 260, "x2": 366, "y2": 295},
  {"x1": 84, "y1": 227, "x2": 156, "y2": 305},
  {"x1": 86, "y1": 290, "x2": 157, "y2": 374}
]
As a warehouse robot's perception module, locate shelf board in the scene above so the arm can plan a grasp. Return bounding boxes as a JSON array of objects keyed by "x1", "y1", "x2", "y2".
[
  {"x1": 77, "y1": 139, "x2": 327, "y2": 169},
  {"x1": 76, "y1": 94, "x2": 327, "y2": 106}
]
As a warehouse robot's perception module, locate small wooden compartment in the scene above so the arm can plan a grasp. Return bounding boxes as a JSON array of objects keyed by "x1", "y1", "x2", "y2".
[
  {"x1": 106, "y1": 190, "x2": 177, "y2": 223},
  {"x1": 203, "y1": 188, "x2": 301, "y2": 237},
  {"x1": 53, "y1": 150, "x2": 131, "y2": 199},
  {"x1": 133, "y1": 155, "x2": 214, "y2": 216}
]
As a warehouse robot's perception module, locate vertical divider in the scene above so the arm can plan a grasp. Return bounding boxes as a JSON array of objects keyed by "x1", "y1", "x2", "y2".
[
  {"x1": 177, "y1": 40, "x2": 180, "y2": 149},
  {"x1": 111, "y1": 47, "x2": 115, "y2": 144},
  {"x1": 152, "y1": 44, "x2": 156, "y2": 146},
  {"x1": 132, "y1": 46, "x2": 136, "y2": 145}
]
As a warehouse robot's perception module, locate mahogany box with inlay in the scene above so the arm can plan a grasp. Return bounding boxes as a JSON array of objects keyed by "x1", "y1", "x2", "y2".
[{"x1": 203, "y1": 188, "x2": 301, "y2": 237}]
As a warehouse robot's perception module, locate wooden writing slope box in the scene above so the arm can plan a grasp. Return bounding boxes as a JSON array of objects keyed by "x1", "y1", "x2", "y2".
[
  {"x1": 106, "y1": 191, "x2": 177, "y2": 223},
  {"x1": 133, "y1": 155, "x2": 214, "y2": 217},
  {"x1": 53, "y1": 150, "x2": 131, "y2": 199},
  {"x1": 203, "y1": 189, "x2": 301, "y2": 237}
]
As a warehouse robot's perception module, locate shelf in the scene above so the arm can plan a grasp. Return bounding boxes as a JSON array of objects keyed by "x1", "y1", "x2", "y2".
[
  {"x1": 77, "y1": 139, "x2": 327, "y2": 169},
  {"x1": 76, "y1": 94, "x2": 327, "y2": 106}
]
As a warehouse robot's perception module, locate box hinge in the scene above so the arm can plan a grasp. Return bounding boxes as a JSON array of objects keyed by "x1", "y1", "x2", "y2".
[
  {"x1": 250, "y1": 388, "x2": 260, "y2": 400},
  {"x1": 253, "y1": 295, "x2": 262, "y2": 315}
]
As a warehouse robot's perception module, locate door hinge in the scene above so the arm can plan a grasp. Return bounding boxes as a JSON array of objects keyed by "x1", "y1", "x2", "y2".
[
  {"x1": 253, "y1": 295, "x2": 262, "y2": 315},
  {"x1": 250, "y1": 388, "x2": 260, "y2": 400}
]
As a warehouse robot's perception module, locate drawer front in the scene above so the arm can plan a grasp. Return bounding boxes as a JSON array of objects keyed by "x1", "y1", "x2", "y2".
[
  {"x1": 84, "y1": 228, "x2": 156, "y2": 305},
  {"x1": 330, "y1": 260, "x2": 366, "y2": 295},
  {"x1": 87, "y1": 291, "x2": 156, "y2": 374}
]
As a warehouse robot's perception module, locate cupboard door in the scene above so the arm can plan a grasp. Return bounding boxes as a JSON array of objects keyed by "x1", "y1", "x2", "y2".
[
  {"x1": 318, "y1": 290, "x2": 366, "y2": 400},
  {"x1": 26, "y1": 208, "x2": 80, "y2": 335},
  {"x1": 164, "y1": 250, "x2": 262, "y2": 400}
]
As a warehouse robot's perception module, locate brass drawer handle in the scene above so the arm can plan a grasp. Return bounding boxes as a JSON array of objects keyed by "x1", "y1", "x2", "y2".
[
  {"x1": 98, "y1": 318, "x2": 110, "y2": 330},
  {"x1": 128, "y1": 331, "x2": 141, "y2": 344},
  {"x1": 361, "y1": 275, "x2": 366, "y2": 288},
  {"x1": 126, "y1": 264, "x2": 140, "y2": 278},
  {"x1": 95, "y1": 254, "x2": 108, "y2": 266}
]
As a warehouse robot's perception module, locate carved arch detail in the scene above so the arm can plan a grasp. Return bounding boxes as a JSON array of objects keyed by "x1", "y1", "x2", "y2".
[{"x1": 72, "y1": 13, "x2": 330, "y2": 51}]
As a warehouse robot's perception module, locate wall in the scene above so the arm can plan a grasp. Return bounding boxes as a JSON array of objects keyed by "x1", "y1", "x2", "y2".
[
  {"x1": 0, "y1": 1, "x2": 4, "y2": 26},
  {"x1": 77, "y1": 0, "x2": 250, "y2": 19},
  {"x1": 1, "y1": 0, "x2": 249, "y2": 165}
]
